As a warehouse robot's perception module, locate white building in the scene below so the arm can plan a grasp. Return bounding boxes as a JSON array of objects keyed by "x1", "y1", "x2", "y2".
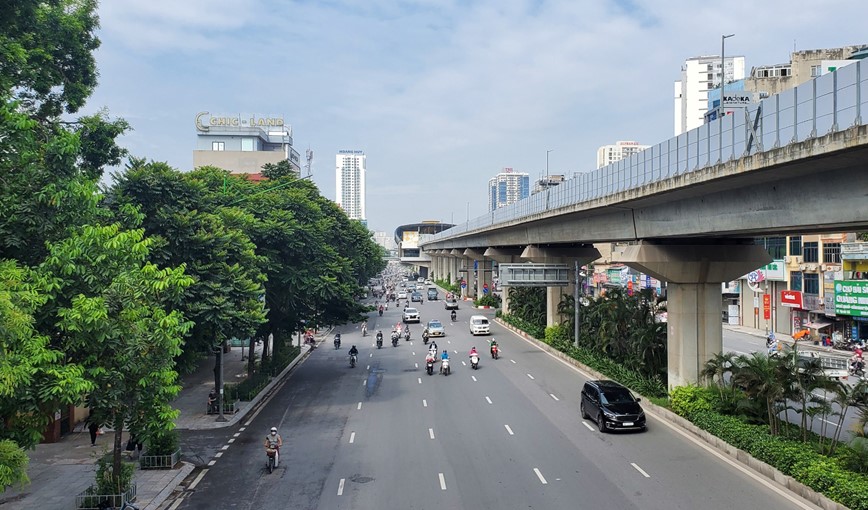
[
  {"x1": 596, "y1": 141, "x2": 650, "y2": 169},
  {"x1": 335, "y1": 150, "x2": 366, "y2": 222},
  {"x1": 674, "y1": 55, "x2": 745, "y2": 135},
  {"x1": 488, "y1": 168, "x2": 530, "y2": 212}
]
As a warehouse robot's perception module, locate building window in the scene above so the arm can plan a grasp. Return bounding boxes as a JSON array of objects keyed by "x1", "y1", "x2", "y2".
[
  {"x1": 212, "y1": 141, "x2": 225, "y2": 151},
  {"x1": 804, "y1": 273, "x2": 819, "y2": 295},
  {"x1": 803, "y1": 241, "x2": 819, "y2": 263},
  {"x1": 757, "y1": 236, "x2": 786, "y2": 259},
  {"x1": 811, "y1": 65, "x2": 821, "y2": 77},
  {"x1": 241, "y1": 138, "x2": 255, "y2": 152},
  {"x1": 789, "y1": 236, "x2": 802, "y2": 256},
  {"x1": 823, "y1": 243, "x2": 841, "y2": 264},
  {"x1": 790, "y1": 271, "x2": 802, "y2": 291}
]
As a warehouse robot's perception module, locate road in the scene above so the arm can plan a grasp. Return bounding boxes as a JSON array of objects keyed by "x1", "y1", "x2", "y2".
[{"x1": 173, "y1": 297, "x2": 821, "y2": 510}]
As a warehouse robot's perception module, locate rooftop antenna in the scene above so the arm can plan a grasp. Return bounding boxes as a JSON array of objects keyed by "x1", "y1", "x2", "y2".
[{"x1": 304, "y1": 147, "x2": 313, "y2": 178}]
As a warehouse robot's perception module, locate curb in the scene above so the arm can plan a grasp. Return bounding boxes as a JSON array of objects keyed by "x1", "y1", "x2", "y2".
[
  {"x1": 495, "y1": 317, "x2": 847, "y2": 510},
  {"x1": 143, "y1": 461, "x2": 195, "y2": 510}
]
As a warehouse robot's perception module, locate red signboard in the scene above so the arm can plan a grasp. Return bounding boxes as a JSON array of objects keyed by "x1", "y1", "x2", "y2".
[
  {"x1": 780, "y1": 290, "x2": 803, "y2": 309},
  {"x1": 763, "y1": 294, "x2": 771, "y2": 320}
]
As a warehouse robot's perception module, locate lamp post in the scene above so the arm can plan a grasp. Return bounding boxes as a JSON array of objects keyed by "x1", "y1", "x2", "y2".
[
  {"x1": 720, "y1": 34, "x2": 735, "y2": 118},
  {"x1": 574, "y1": 261, "x2": 586, "y2": 348},
  {"x1": 546, "y1": 149, "x2": 554, "y2": 178}
]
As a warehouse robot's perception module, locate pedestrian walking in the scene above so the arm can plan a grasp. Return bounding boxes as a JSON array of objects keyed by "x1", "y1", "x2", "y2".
[{"x1": 88, "y1": 420, "x2": 100, "y2": 447}]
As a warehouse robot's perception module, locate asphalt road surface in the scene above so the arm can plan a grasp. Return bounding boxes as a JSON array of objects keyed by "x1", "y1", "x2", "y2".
[{"x1": 175, "y1": 299, "x2": 821, "y2": 510}]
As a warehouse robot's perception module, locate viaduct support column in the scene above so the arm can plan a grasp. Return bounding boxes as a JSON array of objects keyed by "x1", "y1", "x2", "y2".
[
  {"x1": 521, "y1": 245, "x2": 601, "y2": 328},
  {"x1": 484, "y1": 247, "x2": 525, "y2": 316},
  {"x1": 464, "y1": 249, "x2": 487, "y2": 300},
  {"x1": 620, "y1": 241, "x2": 771, "y2": 389}
]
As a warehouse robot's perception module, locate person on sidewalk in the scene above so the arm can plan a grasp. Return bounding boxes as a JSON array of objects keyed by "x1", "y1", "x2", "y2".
[{"x1": 87, "y1": 419, "x2": 101, "y2": 447}]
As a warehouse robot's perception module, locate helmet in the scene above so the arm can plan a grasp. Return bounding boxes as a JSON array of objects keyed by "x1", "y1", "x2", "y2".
[{"x1": 270, "y1": 427, "x2": 277, "y2": 433}]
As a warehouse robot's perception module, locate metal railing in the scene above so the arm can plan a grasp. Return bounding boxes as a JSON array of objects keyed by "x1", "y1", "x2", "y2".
[
  {"x1": 75, "y1": 484, "x2": 137, "y2": 509},
  {"x1": 139, "y1": 448, "x2": 181, "y2": 470},
  {"x1": 428, "y1": 60, "x2": 867, "y2": 244}
]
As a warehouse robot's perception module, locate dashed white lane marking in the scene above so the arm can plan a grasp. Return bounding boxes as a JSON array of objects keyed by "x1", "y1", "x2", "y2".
[
  {"x1": 338, "y1": 478, "x2": 345, "y2": 495},
  {"x1": 221, "y1": 445, "x2": 229, "y2": 451},
  {"x1": 188, "y1": 469, "x2": 209, "y2": 490},
  {"x1": 527, "y1": 373, "x2": 535, "y2": 380},
  {"x1": 208, "y1": 460, "x2": 216, "y2": 466},
  {"x1": 485, "y1": 396, "x2": 493, "y2": 404},
  {"x1": 453, "y1": 350, "x2": 458, "y2": 354},
  {"x1": 239, "y1": 427, "x2": 246, "y2": 432},
  {"x1": 410, "y1": 342, "x2": 414, "y2": 346},
  {"x1": 504, "y1": 424, "x2": 514, "y2": 436},
  {"x1": 418, "y1": 377, "x2": 422, "y2": 384},
  {"x1": 462, "y1": 361, "x2": 467, "y2": 366},
  {"x1": 366, "y1": 365, "x2": 370, "y2": 370},
  {"x1": 215, "y1": 452, "x2": 224, "y2": 458},
  {"x1": 349, "y1": 432, "x2": 355, "y2": 444},
  {"x1": 631, "y1": 463, "x2": 651, "y2": 478},
  {"x1": 228, "y1": 438, "x2": 235, "y2": 444},
  {"x1": 582, "y1": 422, "x2": 594, "y2": 431},
  {"x1": 415, "y1": 362, "x2": 419, "y2": 368},
  {"x1": 369, "y1": 353, "x2": 373, "y2": 357},
  {"x1": 363, "y1": 379, "x2": 366, "y2": 386},
  {"x1": 429, "y1": 428, "x2": 435, "y2": 439},
  {"x1": 471, "y1": 375, "x2": 477, "y2": 382},
  {"x1": 534, "y1": 468, "x2": 548, "y2": 484},
  {"x1": 233, "y1": 432, "x2": 241, "y2": 437},
  {"x1": 550, "y1": 394, "x2": 559, "y2": 401},
  {"x1": 510, "y1": 359, "x2": 516, "y2": 364},
  {"x1": 423, "y1": 399, "x2": 428, "y2": 407},
  {"x1": 439, "y1": 473, "x2": 447, "y2": 490},
  {"x1": 412, "y1": 352, "x2": 416, "y2": 356},
  {"x1": 447, "y1": 340, "x2": 451, "y2": 344}
]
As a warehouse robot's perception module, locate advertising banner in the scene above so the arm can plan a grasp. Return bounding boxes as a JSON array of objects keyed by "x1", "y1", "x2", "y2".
[
  {"x1": 402, "y1": 231, "x2": 419, "y2": 249},
  {"x1": 834, "y1": 280, "x2": 868, "y2": 317}
]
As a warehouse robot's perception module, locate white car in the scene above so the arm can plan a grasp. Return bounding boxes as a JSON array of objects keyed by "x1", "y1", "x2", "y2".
[
  {"x1": 397, "y1": 291, "x2": 408, "y2": 299},
  {"x1": 469, "y1": 315, "x2": 490, "y2": 335},
  {"x1": 402, "y1": 307, "x2": 421, "y2": 323}
]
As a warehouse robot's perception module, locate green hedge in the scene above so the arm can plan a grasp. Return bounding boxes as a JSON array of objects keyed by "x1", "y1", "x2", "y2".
[
  {"x1": 229, "y1": 346, "x2": 300, "y2": 401},
  {"x1": 474, "y1": 295, "x2": 501, "y2": 308},
  {"x1": 671, "y1": 386, "x2": 868, "y2": 510},
  {"x1": 435, "y1": 279, "x2": 459, "y2": 295},
  {"x1": 500, "y1": 313, "x2": 545, "y2": 339}
]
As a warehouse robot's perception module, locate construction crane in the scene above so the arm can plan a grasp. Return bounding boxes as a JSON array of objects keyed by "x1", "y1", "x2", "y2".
[{"x1": 304, "y1": 148, "x2": 313, "y2": 178}]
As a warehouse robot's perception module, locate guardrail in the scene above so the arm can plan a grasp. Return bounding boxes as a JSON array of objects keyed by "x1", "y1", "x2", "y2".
[
  {"x1": 428, "y1": 60, "x2": 867, "y2": 243},
  {"x1": 139, "y1": 448, "x2": 181, "y2": 470},
  {"x1": 75, "y1": 484, "x2": 136, "y2": 510}
]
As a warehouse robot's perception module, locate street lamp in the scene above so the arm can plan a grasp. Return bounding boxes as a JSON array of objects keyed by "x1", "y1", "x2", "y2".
[
  {"x1": 574, "y1": 261, "x2": 587, "y2": 348},
  {"x1": 720, "y1": 34, "x2": 735, "y2": 118},
  {"x1": 546, "y1": 149, "x2": 554, "y2": 178}
]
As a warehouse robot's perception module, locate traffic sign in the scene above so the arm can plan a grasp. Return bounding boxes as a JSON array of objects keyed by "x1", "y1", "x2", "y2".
[
  {"x1": 460, "y1": 279, "x2": 467, "y2": 289},
  {"x1": 483, "y1": 283, "x2": 489, "y2": 295}
]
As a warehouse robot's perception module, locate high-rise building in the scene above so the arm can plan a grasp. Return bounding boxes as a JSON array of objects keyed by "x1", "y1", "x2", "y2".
[
  {"x1": 335, "y1": 150, "x2": 366, "y2": 221},
  {"x1": 674, "y1": 55, "x2": 745, "y2": 135},
  {"x1": 192, "y1": 111, "x2": 300, "y2": 176},
  {"x1": 596, "y1": 141, "x2": 650, "y2": 169},
  {"x1": 488, "y1": 168, "x2": 529, "y2": 212}
]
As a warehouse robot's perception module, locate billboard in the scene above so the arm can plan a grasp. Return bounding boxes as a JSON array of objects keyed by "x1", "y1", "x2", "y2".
[
  {"x1": 835, "y1": 280, "x2": 868, "y2": 317},
  {"x1": 402, "y1": 231, "x2": 419, "y2": 249}
]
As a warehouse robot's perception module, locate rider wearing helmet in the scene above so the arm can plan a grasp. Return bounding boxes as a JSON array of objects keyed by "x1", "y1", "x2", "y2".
[
  {"x1": 469, "y1": 346, "x2": 478, "y2": 357},
  {"x1": 264, "y1": 426, "x2": 283, "y2": 467},
  {"x1": 441, "y1": 349, "x2": 449, "y2": 361}
]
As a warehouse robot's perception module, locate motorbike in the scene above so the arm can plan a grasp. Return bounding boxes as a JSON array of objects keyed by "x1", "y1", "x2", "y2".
[
  {"x1": 334, "y1": 334, "x2": 341, "y2": 349},
  {"x1": 378, "y1": 308, "x2": 383, "y2": 317},
  {"x1": 349, "y1": 354, "x2": 357, "y2": 368},
  {"x1": 850, "y1": 360, "x2": 865, "y2": 379},
  {"x1": 362, "y1": 326, "x2": 367, "y2": 337},
  {"x1": 450, "y1": 311, "x2": 457, "y2": 322},
  {"x1": 376, "y1": 337, "x2": 383, "y2": 349},
  {"x1": 440, "y1": 358, "x2": 450, "y2": 376},
  {"x1": 423, "y1": 333, "x2": 429, "y2": 345},
  {"x1": 490, "y1": 345, "x2": 499, "y2": 359},
  {"x1": 266, "y1": 447, "x2": 279, "y2": 474},
  {"x1": 404, "y1": 330, "x2": 411, "y2": 341},
  {"x1": 426, "y1": 357, "x2": 435, "y2": 376},
  {"x1": 391, "y1": 332, "x2": 399, "y2": 347},
  {"x1": 470, "y1": 354, "x2": 479, "y2": 369}
]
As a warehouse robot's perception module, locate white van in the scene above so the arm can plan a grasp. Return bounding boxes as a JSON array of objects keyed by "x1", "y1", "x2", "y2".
[{"x1": 469, "y1": 315, "x2": 490, "y2": 336}]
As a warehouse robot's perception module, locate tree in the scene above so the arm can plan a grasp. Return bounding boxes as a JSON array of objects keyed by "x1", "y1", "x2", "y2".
[
  {"x1": 700, "y1": 352, "x2": 737, "y2": 395},
  {"x1": 732, "y1": 353, "x2": 788, "y2": 435},
  {"x1": 40, "y1": 224, "x2": 193, "y2": 490}
]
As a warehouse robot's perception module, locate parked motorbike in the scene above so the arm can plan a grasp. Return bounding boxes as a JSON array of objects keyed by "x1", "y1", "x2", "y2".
[
  {"x1": 349, "y1": 354, "x2": 357, "y2": 368},
  {"x1": 440, "y1": 358, "x2": 450, "y2": 376},
  {"x1": 470, "y1": 354, "x2": 479, "y2": 370}
]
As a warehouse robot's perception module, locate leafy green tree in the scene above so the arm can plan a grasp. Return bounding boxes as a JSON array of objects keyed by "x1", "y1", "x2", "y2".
[
  {"x1": 40, "y1": 224, "x2": 193, "y2": 490},
  {"x1": 732, "y1": 353, "x2": 788, "y2": 435}
]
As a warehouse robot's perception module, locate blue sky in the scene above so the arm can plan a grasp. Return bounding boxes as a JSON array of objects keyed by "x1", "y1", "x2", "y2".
[{"x1": 86, "y1": 0, "x2": 866, "y2": 233}]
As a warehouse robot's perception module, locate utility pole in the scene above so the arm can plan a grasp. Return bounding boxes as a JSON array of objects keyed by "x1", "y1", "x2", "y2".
[{"x1": 574, "y1": 259, "x2": 580, "y2": 348}]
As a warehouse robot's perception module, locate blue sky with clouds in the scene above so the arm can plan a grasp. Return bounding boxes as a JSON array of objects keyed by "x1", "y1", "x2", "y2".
[{"x1": 86, "y1": 0, "x2": 865, "y2": 233}]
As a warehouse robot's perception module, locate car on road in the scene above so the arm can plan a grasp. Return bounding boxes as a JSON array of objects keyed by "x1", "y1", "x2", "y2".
[
  {"x1": 424, "y1": 279, "x2": 432, "y2": 285},
  {"x1": 444, "y1": 298, "x2": 459, "y2": 310},
  {"x1": 402, "y1": 307, "x2": 420, "y2": 323},
  {"x1": 427, "y1": 288, "x2": 438, "y2": 300},
  {"x1": 426, "y1": 319, "x2": 445, "y2": 337},
  {"x1": 411, "y1": 292, "x2": 423, "y2": 302},
  {"x1": 397, "y1": 291, "x2": 408, "y2": 299},
  {"x1": 580, "y1": 380, "x2": 646, "y2": 433},
  {"x1": 417, "y1": 277, "x2": 425, "y2": 283},
  {"x1": 469, "y1": 315, "x2": 490, "y2": 335}
]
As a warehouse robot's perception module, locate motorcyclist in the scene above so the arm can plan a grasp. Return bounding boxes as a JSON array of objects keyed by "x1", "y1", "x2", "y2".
[
  {"x1": 490, "y1": 339, "x2": 498, "y2": 356},
  {"x1": 334, "y1": 333, "x2": 341, "y2": 349},
  {"x1": 422, "y1": 329, "x2": 430, "y2": 344},
  {"x1": 441, "y1": 349, "x2": 449, "y2": 361},
  {"x1": 348, "y1": 345, "x2": 359, "y2": 365},
  {"x1": 404, "y1": 329, "x2": 411, "y2": 340},
  {"x1": 378, "y1": 305, "x2": 384, "y2": 316},
  {"x1": 361, "y1": 321, "x2": 368, "y2": 336},
  {"x1": 450, "y1": 310, "x2": 457, "y2": 321},
  {"x1": 264, "y1": 426, "x2": 283, "y2": 467},
  {"x1": 376, "y1": 330, "x2": 383, "y2": 341},
  {"x1": 469, "y1": 346, "x2": 479, "y2": 357}
]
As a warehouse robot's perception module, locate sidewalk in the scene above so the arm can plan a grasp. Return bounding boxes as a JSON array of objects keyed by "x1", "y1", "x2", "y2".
[
  {"x1": 0, "y1": 334, "x2": 321, "y2": 510},
  {"x1": 723, "y1": 323, "x2": 852, "y2": 358}
]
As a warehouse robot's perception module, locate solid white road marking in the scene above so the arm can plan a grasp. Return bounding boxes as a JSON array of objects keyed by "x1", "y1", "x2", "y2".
[
  {"x1": 357, "y1": 402, "x2": 362, "y2": 410},
  {"x1": 504, "y1": 424, "x2": 514, "y2": 435},
  {"x1": 582, "y1": 422, "x2": 594, "y2": 431},
  {"x1": 208, "y1": 460, "x2": 216, "y2": 466},
  {"x1": 485, "y1": 396, "x2": 493, "y2": 404},
  {"x1": 510, "y1": 359, "x2": 516, "y2": 364},
  {"x1": 550, "y1": 394, "x2": 559, "y2": 401},
  {"x1": 338, "y1": 478, "x2": 345, "y2": 496},
  {"x1": 439, "y1": 473, "x2": 447, "y2": 490},
  {"x1": 631, "y1": 463, "x2": 651, "y2": 478},
  {"x1": 534, "y1": 468, "x2": 548, "y2": 484},
  {"x1": 188, "y1": 468, "x2": 209, "y2": 490},
  {"x1": 215, "y1": 452, "x2": 223, "y2": 458},
  {"x1": 429, "y1": 428, "x2": 435, "y2": 439},
  {"x1": 349, "y1": 432, "x2": 355, "y2": 444},
  {"x1": 527, "y1": 373, "x2": 535, "y2": 380},
  {"x1": 418, "y1": 377, "x2": 422, "y2": 384},
  {"x1": 228, "y1": 438, "x2": 235, "y2": 444},
  {"x1": 471, "y1": 375, "x2": 477, "y2": 382},
  {"x1": 167, "y1": 498, "x2": 183, "y2": 510},
  {"x1": 423, "y1": 399, "x2": 428, "y2": 407}
]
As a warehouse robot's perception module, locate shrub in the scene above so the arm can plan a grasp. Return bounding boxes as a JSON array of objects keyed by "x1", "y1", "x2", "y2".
[
  {"x1": 474, "y1": 295, "x2": 501, "y2": 308},
  {"x1": 669, "y1": 385, "x2": 715, "y2": 417},
  {"x1": 500, "y1": 313, "x2": 545, "y2": 339},
  {"x1": 146, "y1": 429, "x2": 179, "y2": 456},
  {"x1": 95, "y1": 455, "x2": 135, "y2": 495}
]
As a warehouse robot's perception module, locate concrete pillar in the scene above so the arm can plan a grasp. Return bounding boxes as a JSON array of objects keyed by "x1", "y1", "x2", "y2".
[
  {"x1": 501, "y1": 286, "x2": 511, "y2": 315},
  {"x1": 619, "y1": 241, "x2": 772, "y2": 389},
  {"x1": 520, "y1": 245, "x2": 601, "y2": 327},
  {"x1": 464, "y1": 249, "x2": 486, "y2": 299},
  {"x1": 484, "y1": 247, "x2": 525, "y2": 316}
]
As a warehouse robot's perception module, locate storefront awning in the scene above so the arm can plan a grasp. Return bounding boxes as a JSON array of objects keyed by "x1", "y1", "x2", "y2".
[{"x1": 804, "y1": 321, "x2": 832, "y2": 330}]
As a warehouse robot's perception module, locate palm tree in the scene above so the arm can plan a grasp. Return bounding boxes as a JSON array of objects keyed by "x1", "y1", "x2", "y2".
[
  {"x1": 701, "y1": 352, "x2": 738, "y2": 394},
  {"x1": 828, "y1": 380, "x2": 868, "y2": 454},
  {"x1": 732, "y1": 353, "x2": 787, "y2": 435}
]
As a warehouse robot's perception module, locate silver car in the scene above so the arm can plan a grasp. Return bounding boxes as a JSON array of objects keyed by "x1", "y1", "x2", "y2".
[
  {"x1": 426, "y1": 319, "x2": 445, "y2": 337},
  {"x1": 402, "y1": 307, "x2": 420, "y2": 323}
]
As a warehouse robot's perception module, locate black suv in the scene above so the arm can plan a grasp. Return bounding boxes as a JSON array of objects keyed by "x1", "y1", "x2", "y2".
[{"x1": 580, "y1": 380, "x2": 646, "y2": 432}]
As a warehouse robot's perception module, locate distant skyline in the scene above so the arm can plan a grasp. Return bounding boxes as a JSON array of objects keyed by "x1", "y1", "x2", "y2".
[{"x1": 85, "y1": 0, "x2": 866, "y2": 232}]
